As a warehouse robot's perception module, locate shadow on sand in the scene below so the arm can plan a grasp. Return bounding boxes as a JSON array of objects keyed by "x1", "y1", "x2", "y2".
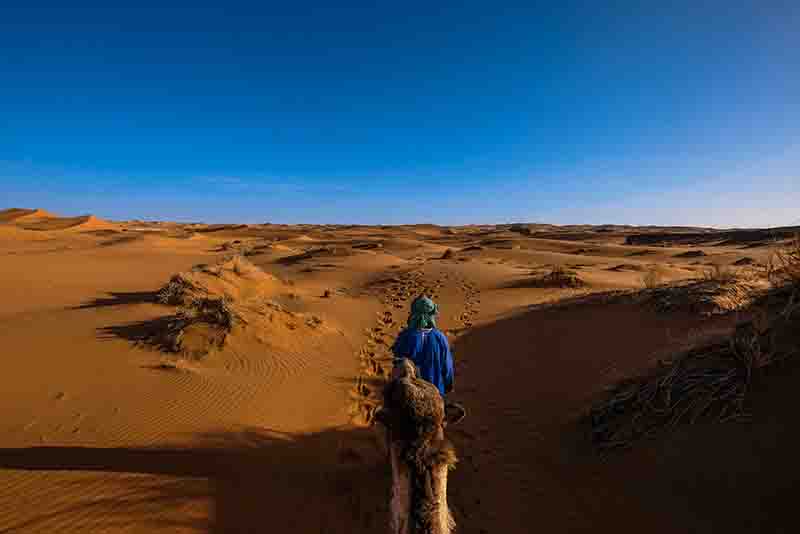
[
  {"x1": 95, "y1": 315, "x2": 180, "y2": 352},
  {"x1": 444, "y1": 292, "x2": 799, "y2": 534},
  {"x1": 70, "y1": 291, "x2": 161, "y2": 310},
  {"x1": 0, "y1": 427, "x2": 391, "y2": 533}
]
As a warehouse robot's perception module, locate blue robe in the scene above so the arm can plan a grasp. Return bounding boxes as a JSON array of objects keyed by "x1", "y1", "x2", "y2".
[{"x1": 391, "y1": 328, "x2": 454, "y2": 396}]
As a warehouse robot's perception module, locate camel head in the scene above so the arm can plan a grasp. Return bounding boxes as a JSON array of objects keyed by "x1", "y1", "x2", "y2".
[{"x1": 376, "y1": 360, "x2": 465, "y2": 534}]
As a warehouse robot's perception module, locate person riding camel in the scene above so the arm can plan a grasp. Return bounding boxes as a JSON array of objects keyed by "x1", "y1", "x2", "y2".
[{"x1": 391, "y1": 295, "x2": 454, "y2": 396}]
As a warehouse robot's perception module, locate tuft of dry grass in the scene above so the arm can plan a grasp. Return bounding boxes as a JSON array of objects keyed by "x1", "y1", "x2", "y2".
[
  {"x1": 179, "y1": 296, "x2": 243, "y2": 329},
  {"x1": 153, "y1": 296, "x2": 244, "y2": 359},
  {"x1": 157, "y1": 256, "x2": 264, "y2": 306},
  {"x1": 153, "y1": 256, "x2": 269, "y2": 358},
  {"x1": 589, "y1": 317, "x2": 786, "y2": 451},
  {"x1": 217, "y1": 254, "x2": 261, "y2": 276},
  {"x1": 647, "y1": 271, "x2": 768, "y2": 317},
  {"x1": 158, "y1": 274, "x2": 202, "y2": 305},
  {"x1": 773, "y1": 235, "x2": 800, "y2": 286},
  {"x1": 591, "y1": 241, "x2": 800, "y2": 452},
  {"x1": 764, "y1": 236, "x2": 800, "y2": 318},
  {"x1": 532, "y1": 266, "x2": 585, "y2": 288},
  {"x1": 641, "y1": 267, "x2": 662, "y2": 289}
]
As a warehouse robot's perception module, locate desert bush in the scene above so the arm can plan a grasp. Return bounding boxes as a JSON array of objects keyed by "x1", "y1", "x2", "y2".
[
  {"x1": 180, "y1": 296, "x2": 242, "y2": 329},
  {"x1": 590, "y1": 327, "x2": 764, "y2": 450},
  {"x1": 591, "y1": 239, "x2": 800, "y2": 452},
  {"x1": 158, "y1": 274, "x2": 202, "y2": 305},
  {"x1": 772, "y1": 235, "x2": 800, "y2": 286},
  {"x1": 440, "y1": 248, "x2": 455, "y2": 260},
  {"x1": 155, "y1": 296, "x2": 242, "y2": 359},
  {"x1": 590, "y1": 290, "x2": 800, "y2": 452},
  {"x1": 218, "y1": 255, "x2": 259, "y2": 276},
  {"x1": 592, "y1": 239, "x2": 800, "y2": 451},
  {"x1": 641, "y1": 267, "x2": 662, "y2": 289},
  {"x1": 533, "y1": 266, "x2": 585, "y2": 288},
  {"x1": 768, "y1": 236, "x2": 800, "y2": 318}
]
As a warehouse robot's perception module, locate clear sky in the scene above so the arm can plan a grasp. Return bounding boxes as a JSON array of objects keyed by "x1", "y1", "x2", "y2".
[{"x1": 2, "y1": 2, "x2": 798, "y2": 227}]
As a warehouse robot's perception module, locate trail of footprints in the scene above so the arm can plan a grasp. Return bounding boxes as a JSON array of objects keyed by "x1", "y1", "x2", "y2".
[
  {"x1": 457, "y1": 278, "x2": 481, "y2": 328},
  {"x1": 350, "y1": 268, "x2": 481, "y2": 426}
]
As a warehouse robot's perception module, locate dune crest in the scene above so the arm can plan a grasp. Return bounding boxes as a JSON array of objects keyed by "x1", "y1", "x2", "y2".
[
  {"x1": 10, "y1": 213, "x2": 119, "y2": 232},
  {"x1": 0, "y1": 207, "x2": 58, "y2": 223}
]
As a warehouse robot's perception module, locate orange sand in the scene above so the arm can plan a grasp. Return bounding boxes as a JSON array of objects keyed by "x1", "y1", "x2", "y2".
[{"x1": 0, "y1": 208, "x2": 794, "y2": 533}]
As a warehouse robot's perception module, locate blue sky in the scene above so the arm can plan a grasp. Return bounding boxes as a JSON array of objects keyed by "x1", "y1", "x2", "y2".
[{"x1": 2, "y1": 2, "x2": 798, "y2": 226}]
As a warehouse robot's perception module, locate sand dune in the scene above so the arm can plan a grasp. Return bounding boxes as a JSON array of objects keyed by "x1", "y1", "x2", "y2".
[
  {"x1": 16, "y1": 214, "x2": 119, "y2": 232},
  {"x1": 0, "y1": 225, "x2": 56, "y2": 242},
  {"x1": 0, "y1": 208, "x2": 119, "y2": 233},
  {"x1": 0, "y1": 208, "x2": 795, "y2": 533},
  {"x1": 0, "y1": 208, "x2": 59, "y2": 223}
]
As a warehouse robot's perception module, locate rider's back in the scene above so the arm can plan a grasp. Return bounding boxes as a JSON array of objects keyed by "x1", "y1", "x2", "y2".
[{"x1": 391, "y1": 327, "x2": 453, "y2": 396}]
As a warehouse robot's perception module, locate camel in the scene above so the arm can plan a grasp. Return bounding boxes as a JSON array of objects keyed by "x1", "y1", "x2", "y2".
[{"x1": 376, "y1": 359, "x2": 466, "y2": 534}]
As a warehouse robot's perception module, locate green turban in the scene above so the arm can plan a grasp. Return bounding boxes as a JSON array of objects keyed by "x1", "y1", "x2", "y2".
[{"x1": 408, "y1": 295, "x2": 438, "y2": 330}]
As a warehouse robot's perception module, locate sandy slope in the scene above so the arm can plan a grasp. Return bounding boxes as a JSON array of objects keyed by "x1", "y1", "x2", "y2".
[
  {"x1": 0, "y1": 208, "x2": 59, "y2": 223},
  {"x1": 0, "y1": 212, "x2": 792, "y2": 533}
]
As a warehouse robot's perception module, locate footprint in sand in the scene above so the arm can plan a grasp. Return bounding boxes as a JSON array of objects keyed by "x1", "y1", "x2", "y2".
[
  {"x1": 352, "y1": 271, "x2": 419, "y2": 425},
  {"x1": 354, "y1": 267, "x2": 479, "y2": 425}
]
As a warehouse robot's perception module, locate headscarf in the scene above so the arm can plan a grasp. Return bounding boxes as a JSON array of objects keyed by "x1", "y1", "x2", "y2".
[{"x1": 407, "y1": 295, "x2": 438, "y2": 330}]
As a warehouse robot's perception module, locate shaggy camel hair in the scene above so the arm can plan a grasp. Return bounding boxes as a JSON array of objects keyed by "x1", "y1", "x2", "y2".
[{"x1": 378, "y1": 360, "x2": 464, "y2": 534}]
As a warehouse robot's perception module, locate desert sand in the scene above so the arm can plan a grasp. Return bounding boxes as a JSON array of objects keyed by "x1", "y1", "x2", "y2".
[{"x1": 1, "y1": 208, "x2": 798, "y2": 533}]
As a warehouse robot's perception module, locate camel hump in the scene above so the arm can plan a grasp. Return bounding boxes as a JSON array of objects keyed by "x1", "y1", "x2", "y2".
[{"x1": 382, "y1": 374, "x2": 445, "y2": 439}]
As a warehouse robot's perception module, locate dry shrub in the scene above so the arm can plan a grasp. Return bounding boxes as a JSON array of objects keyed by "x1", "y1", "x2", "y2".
[
  {"x1": 151, "y1": 296, "x2": 243, "y2": 359},
  {"x1": 440, "y1": 248, "x2": 455, "y2": 260},
  {"x1": 158, "y1": 274, "x2": 202, "y2": 305},
  {"x1": 180, "y1": 296, "x2": 243, "y2": 329},
  {"x1": 215, "y1": 255, "x2": 261, "y2": 276},
  {"x1": 157, "y1": 256, "x2": 264, "y2": 306},
  {"x1": 770, "y1": 235, "x2": 800, "y2": 287},
  {"x1": 591, "y1": 241, "x2": 800, "y2": 451},
  {"x1": 150, "y1": 256, "x2": 324, "y2": 359},
  {"x1": 153, "y1": 256, "x2": 266, "y2": 358},
  {"x1": 647, "y1": 272, "x2": 767, "y2": 316},
  {"x1": 703, "y1": 274, "x2": 764, "y2": 314},
  {"x1": 532, "y1": 266, "x2": 585, "y2": 288},
  {"x1": 217, "y1": 240, "x2": 255, "y2": 256},
  {"x1": 590, "y1": 313, "x2": 795, "y2": 451},
  {"x1": 641, "y1": 267, "x2": 662, "y2": 289}
]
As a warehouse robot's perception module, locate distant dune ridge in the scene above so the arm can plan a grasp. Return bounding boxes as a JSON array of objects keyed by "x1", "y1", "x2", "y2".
[
  {"x1": 0, "y1": 208, "x2": 118, "y2": 231},
  {"x1": 0, "y1": 207, "x2": 59, "y2": 223}
]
